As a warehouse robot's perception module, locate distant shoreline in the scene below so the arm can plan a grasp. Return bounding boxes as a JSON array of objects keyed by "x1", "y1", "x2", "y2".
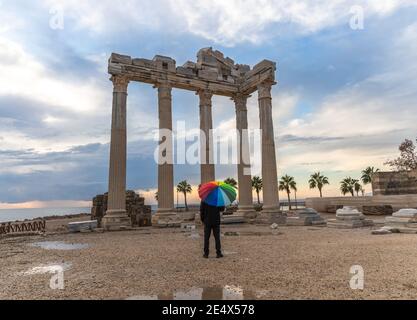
[
  {"x1": 0, "y1": 207, "x2": 91, "y2": 224},
  {"x1": 0, "y1": 212, "x2": 91, "y2": 224}
]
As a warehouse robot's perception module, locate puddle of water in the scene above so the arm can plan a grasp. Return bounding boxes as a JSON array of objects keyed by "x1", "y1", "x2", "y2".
[
  {"x1": 23, "y1": 262, "x2": 72, "y2": 275},
  {"x1": 127, "y1": 285, "x2": 257, "y2": 300},
  {"x1": 29, "y1": 241, "x2": 89, "y2": 250}
]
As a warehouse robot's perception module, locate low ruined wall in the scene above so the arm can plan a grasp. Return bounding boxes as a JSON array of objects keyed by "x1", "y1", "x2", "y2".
[
  {"x1": 306, "y1": 195, "x2": 417, "y2": 213},
  {"x1": 91, "y1": 190, "x2": 152, "y2": 227},
  {"x1": 372, "y1": 171, "x2": 417, "y2": 195}
]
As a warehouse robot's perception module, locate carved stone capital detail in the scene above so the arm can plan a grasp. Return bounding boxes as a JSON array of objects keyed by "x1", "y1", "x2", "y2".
[
  {"x1": 198, "y1": 90, "x2": 213, "y2": 107},
  {"x1": 111, "y1": 75, "x2": 130, "y2": 93},
  {"x1": 156, "y1": 82, "x2": 172, "y2": 100},
  {"x1": 257, "y1": 82, "x2": 272, "y2": 99},
  {"x1": 232, "y1": 94, "x2": 249, "y2": 112}
]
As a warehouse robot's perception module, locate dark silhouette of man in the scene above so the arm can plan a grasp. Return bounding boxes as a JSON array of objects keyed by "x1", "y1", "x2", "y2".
[{"x1": 200, "y1": 201, "x2": 224, "y2": 258}]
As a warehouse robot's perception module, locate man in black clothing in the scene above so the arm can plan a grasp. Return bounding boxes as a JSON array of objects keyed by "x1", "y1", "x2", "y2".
[{"x1": 200, "y1": 201, "x2": 225, "y2": 258}]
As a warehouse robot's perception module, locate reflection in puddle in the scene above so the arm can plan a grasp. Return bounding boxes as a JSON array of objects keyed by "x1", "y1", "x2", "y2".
[
  {"x1": 23, "y1": 262, "x2": 72, "y2": 275},
  {"x1": 29, "y1": 241, "x2": 89, "y2": 250},
  {"x1": 127, "y1": 285, "x2": 257, "y2": 300}
]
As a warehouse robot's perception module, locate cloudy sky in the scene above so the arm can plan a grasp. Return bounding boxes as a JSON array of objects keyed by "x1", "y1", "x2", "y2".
[{"x1": 1, "y1": 0, "x2": 417, "y2": 208}]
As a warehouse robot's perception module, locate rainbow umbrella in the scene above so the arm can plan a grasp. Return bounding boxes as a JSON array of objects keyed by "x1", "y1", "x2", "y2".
[{"x1": 199, "y1": 181, "x2": 237, "y2": 207}]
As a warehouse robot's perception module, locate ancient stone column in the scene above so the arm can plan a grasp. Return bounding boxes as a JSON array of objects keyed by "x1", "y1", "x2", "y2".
[
  {"x1": 102, "y1": 75, "x2": 131, "y2": 230},
  {"x1": 199, "y1": 90, "x2": 215, "y2": 184},
  {"x1": 152, "y1": 82, "x2": 177, "y2": 226},
  {"x1": 233, "y1": 94, "x2": 255, "y2": 219},
  {"x1": 255, "y1": 81, "x2": 284, "y2": 224}
]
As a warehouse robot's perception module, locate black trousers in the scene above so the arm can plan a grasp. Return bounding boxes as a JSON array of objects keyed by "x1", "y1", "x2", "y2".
[{"x1": 204, "y1": 223, "x2": 221, "y2": 255}]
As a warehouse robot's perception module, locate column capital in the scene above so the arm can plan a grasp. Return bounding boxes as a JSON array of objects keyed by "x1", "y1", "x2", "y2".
[
  {"x1": 156, "y1": 81, "x2": 172, "y2": 100},
  {"x1": 111, "y1": 75, "x2": 130, "y2": 93},
  {"x1": 257, "y1": 81, "x2": 275, "y2": 100},
  {"x1": 232, "y1": 94, "x2": 249, "y2": 111},
  {"x1": 197, "y1": 90, "x2": 213, "y2": 106},
  {"x1": 154, "y1": 80, "x2": 172, "y2": 90}
]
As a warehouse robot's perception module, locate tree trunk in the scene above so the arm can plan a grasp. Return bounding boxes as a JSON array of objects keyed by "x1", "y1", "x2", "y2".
[
  {"x1": 256, "y1": 191, "x2": 260, "y2": 204},
  {"x1": 184, "y1": 191, "x2": 188, "y2": 211},
  {"x1": 319, "y1": 188, "x2": 323, "y2": 198},
  {"x1": 287, "y1": 191, "x2": 291, "y2": 210},
  {"x1": 295, "y1": 191, "x2": 298, "y2": 209}
]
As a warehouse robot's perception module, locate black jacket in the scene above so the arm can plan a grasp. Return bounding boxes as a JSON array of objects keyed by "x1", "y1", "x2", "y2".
[{"x1": 200, "y1": 202, "x2": 225, "y2": 225}]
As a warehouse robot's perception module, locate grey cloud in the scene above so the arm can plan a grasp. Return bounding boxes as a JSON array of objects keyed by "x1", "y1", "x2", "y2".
[{"x1": 278, "y1": 134, "x2": 345, "y2": 143}]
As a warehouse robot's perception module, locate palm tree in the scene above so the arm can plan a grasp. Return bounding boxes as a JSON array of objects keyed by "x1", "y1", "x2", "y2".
[
  {"x1": 154, "y1": 191, "x2": 158, "y2": 201},
  {"x1": 279, "y1": 174, "x2": 296, "y2": 210},
  {"x1": 176, "y1": 180, "x2": 192, "y2": 211},
  {"x1": 291, "y1": 183, "x2": 298, "y2": 209},
  {"x1": 340, "y1": 177, "x2": 355, "y2": 197},
  {"x1": 251, "y1": 176, "x2": 262, "y2": 204},
  {"x1": 361, "y1": 166, "x2": 380, "y2": 185},
  {"x1": 308, "y1": 172, "x2": 329, "y2": 197},
  {"x1": 224, "y1": 177, "x2": 238, "y2": 189},
  {"x1": 354, "y1": 180, "x2": 363, "y2": 196}
]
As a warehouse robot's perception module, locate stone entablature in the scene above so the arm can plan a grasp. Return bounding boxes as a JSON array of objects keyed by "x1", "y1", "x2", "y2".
[
  {"x1": 108, "y1": 47, "x2": 276, "y2": 97},
  {"x1": 372, "y1": 171, "x2": 417, "y2": 196}
]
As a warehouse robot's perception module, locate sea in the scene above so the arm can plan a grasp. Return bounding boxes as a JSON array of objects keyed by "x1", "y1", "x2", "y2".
[
  {"x1": 0, "y1": 205, "x2": 161, "y2": 223},
  {"x1": 0, "y1": 207, "x2": 91, "y2": 223}
]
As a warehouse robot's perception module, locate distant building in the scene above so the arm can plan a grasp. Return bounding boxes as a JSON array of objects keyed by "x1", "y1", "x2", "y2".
[{"x1": 372, "y1": 170, "x2": 417, "y2": 195}]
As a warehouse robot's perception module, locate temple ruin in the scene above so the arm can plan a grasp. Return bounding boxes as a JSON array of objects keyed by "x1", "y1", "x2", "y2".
[{"x1": 102, "y1": 48, "x2": 282, "y2": 229}]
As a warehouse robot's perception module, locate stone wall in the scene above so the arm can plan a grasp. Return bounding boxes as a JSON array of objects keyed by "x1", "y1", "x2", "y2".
[
  {"x1": 372, "y1": 171, "x2": 417, "y2": 195},
  {"x1": 306, "y1": 195, "x2": 417, "y2": 213},
  {"x1": 91, "y1": 190, "x2": 152, "y2": 227}
]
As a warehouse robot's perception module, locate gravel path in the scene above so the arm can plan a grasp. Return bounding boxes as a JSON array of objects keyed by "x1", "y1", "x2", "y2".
[{"x1": 1, "y1": 222, "x2": 417, "y2": 299}]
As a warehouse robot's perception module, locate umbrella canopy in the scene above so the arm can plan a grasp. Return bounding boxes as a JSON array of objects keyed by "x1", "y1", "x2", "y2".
[{"x1": 199, "y1": 181, "x2": 237, "y2": 207}]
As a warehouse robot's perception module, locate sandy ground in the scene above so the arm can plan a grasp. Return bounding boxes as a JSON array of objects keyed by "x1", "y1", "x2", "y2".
[{"x1": 1, "y1": 214, "x2": 417, "y2": 300}]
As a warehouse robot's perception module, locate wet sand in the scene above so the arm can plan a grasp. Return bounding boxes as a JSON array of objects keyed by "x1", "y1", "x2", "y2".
[{"x1": 1, "y1": 217, "x2": 417, "y2": 300}]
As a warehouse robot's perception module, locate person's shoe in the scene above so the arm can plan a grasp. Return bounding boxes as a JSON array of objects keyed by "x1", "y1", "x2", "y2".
[
  {"x1": 203, "y1": 254, "x2": 209, "y2": 259},
  {"x1": 216, "y1": 253, "x2": 224, "y2": 258}
]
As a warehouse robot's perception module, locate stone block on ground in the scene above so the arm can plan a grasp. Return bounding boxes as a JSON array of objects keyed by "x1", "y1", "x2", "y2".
[
  {"x1": 286, "y1": 208, "x2": 326, "y2": 226},
  {"x1": 327, "y1": 206, "x2": 373, "y2": 229},
  {"x1": 362, "y1": 205, "x2": 393, "y2": 216},
  {"x1": 221, "y1": 215, "x2": 246, "y2": 224},
  {"x1": 384, "y1": 208, "x2": 417, "y2": 233},
  {"x1": 68, "y1": 220, "x2": 98, "y2": 233}
]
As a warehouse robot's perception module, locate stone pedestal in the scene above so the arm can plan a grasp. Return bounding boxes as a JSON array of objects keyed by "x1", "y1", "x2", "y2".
[
  {"x1": 327, "y1": 206, "x2": 373, "y2": 229},
  {"x1": 286, "y1": 208, "x2": 326, "y2": 226},
  {"x1": 235, "y1": 207, "x2": 258, "y2": 221},
  {"x1": 384, "y1": 208, "x2": 417, "y2": 232},
  {"x1": 101, "y1": 211, "x2": 132, "y2": 231},
  {"x1": 373, "y1": 208, "x2": 417, "y2": 234},
  {"x1": 152, "y1": 211, "x2": 182, "y2": 228}
]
